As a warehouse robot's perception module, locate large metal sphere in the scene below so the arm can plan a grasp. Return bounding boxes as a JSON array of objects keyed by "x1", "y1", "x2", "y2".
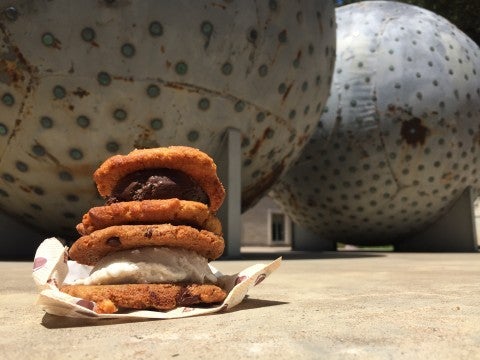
[
  {"x1": 0, "y1": 0, "x2": 336, "y2": 238},
  {"x1": 271, "y1": 1, "x2": 480, "y2": 245}
]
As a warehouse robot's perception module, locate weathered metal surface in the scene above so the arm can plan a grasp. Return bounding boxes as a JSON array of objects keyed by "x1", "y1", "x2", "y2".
[
  {"x1": 0, "y1": 0, "x2": 336, "y2": 238},
  {"x1": 271, "y1": 1, "x2": 480, "y2": 245}
]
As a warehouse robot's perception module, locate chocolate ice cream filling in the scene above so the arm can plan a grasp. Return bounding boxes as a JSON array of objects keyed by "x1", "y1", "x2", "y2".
[{"x1": 107, "y1": 168, "x2": 209, "y2": 204}]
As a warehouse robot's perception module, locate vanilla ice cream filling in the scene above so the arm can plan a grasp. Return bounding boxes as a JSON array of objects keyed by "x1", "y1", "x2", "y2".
[{"x1": 73, "y1": 247, "x2": 218, "y2": 285}]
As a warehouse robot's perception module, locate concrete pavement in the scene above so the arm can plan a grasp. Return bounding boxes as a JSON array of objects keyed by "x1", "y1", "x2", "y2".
[{"x1": 1, "y1": 250, "x2": 480, "y2": 359}]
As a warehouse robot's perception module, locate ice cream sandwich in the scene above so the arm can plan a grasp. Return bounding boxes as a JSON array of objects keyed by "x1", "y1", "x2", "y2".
[{"x1": 61, "y1": 146, "x2": 227, "y2": 313}]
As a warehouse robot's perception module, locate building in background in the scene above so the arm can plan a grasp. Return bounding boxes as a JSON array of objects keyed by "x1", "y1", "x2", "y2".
[
  {"x1": 241, "y1": 196, "x2": 292, "y2": 247},
  {"x1": 242, "y1": 196, "x2": 480, "y2": 249}
]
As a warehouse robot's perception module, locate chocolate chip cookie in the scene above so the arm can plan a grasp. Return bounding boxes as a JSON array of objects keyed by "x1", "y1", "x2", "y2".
[
  {"x1": 93, "y1": 146, "x2": 225, "y2": 212},
  {"x1": 76, "y1": 199, "x2": 222, "y2": 236},
  {"x1": 69, "y1": 224, "x2": 225, "y2": 266},
  {"x1": 61, "y1": 283, "x2": 227, "y2": 313}
]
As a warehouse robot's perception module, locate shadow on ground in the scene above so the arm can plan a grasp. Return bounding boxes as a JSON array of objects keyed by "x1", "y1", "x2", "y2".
[
  {"x1": 228, "y1": 250, "x2": 388, "y2": 261},
  {"x1": 41, "y1": 313, "x2": 155, "y2": 329},
  {"x1": 226, "y1": 296, "x2": 288, "y2": 313},
  {"x1": 41, "y1": 296, "x2": 288, "y2": 329},
  {"x1": 3, "y1": 250, "x2": 388, "y2": 262}
]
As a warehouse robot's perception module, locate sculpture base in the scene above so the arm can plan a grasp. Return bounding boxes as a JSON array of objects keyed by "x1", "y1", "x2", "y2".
[
  {"x1": 216, "y1": 128, "x2": 242, "y2": 258},
  {"x1": 0, "y1": 212, "x2": 50, "y2": 259},
  {"x1": 395, "y1": 187, "x2": 478, "y2": 252},
  {"x1": 292, "y1": 224, "x2": 336, "y2": 251}
]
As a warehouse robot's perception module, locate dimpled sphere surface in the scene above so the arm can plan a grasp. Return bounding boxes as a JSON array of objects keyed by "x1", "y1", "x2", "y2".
[
  {"x1": 271, "y1": 1, "x2": 480, "y2": 245},
  {"x1": 0, "y1": 1, "x2": 335, "y2": 238}
]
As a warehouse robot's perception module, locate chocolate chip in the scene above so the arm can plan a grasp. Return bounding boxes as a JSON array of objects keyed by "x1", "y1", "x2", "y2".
[
  {"x1": 176, "y1": 287, "x2": 201, "y2": 306},
  {"x1": 144, "y1": 228, "x2": 153, "y2": 238},
  {"x1": 149, "y1": 290, "x2": 176, "y2": 309},
  {"x1": 106, "y1": 236, "x2": 121, "y2": 247}
]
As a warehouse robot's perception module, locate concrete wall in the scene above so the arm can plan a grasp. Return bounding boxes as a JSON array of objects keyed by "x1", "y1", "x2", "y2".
[
  {"x1": 241, "y1": 196, "x2": 272, "y2": 246},
  {"x1": 474, "y1": 198, "x2": 480, "y2": 245},
  {"x1": 241, "y1": 196, "x2": 292, "y2": 247}
]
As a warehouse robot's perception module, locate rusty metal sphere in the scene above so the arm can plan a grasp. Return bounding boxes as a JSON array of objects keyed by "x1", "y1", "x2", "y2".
[
  {"x1": 271, "y1": 1, "x2": 480, "y2": 245},
  {"x1": 0, "y1": 0, "x2": 336, "y2": 238}
]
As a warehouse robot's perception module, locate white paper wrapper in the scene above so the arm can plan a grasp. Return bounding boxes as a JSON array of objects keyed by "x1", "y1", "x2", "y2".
[{"x1": 32, "y1": 238, "x2": 281, "y2": 319}]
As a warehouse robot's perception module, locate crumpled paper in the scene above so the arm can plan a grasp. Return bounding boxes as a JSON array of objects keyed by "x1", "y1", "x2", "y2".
[{"x1": 32, "y1": 238, "x2": 281, "y2": 319}]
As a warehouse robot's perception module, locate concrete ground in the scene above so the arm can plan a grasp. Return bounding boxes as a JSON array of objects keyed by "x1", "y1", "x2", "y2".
[{"x1": 1, "y1": 249, "x2": 480, "y2": 359}]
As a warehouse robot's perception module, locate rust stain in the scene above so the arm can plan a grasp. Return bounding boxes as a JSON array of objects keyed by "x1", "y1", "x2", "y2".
[
  {"x1": 211, "y1": 2, "x2": 226, "y2": 10},
  {"x1": 296, "y1": 131, "x2": 310, "y2": 147},
  {"x1": 6, "y1": 118, "x2": 21, "y2": 143},
  {"x1": 0, "y1": 24, "x2": 40, "y2": 152},
  {"x1": 45, "y1": 153, "x2": 60, "y2": 166},
  {"x1": 72, "y1": 87, "x2": 90, "y2": 98},
  {"x1": 134, "y1": 139, "x2": 160, "y2": 149},
  {"x1": 19, "y1": 184, "x2": 44, "y2": 194},
  {"x1": 51, "y1": 37, "x2": 62, "y2": 50},
  {"x1": 164, "y1": 82, "x2": 185, "y2": 91},
  {"x1": 0, "y1": 45, "x2": 37, "y2": 88},
  {"x1": 316, "y1": 11, "x2": 324, "y2": 34},
  {"x1": 295, "y1": 49, "x2": 302, "y2": 62},
  {"x1": 442, "y1": 172, "x2": 454, "y2": 182},
  {"x1": 134, "y1": 127, "x2": 160, "y2": 149},
  {"x1": 0, "y1": 59, "x2": 21, "y2": 84},
  {"x1": 248, "y1": 127, "x2": 273, "y2": 157},
  {"x1": 12, "y1": 46, "x2": 39, "y2": 82},
  {"x1": 400, "y1": 117, "x2": 429, "y2": 146},
  {"x1": 387, "y1": 103, "x2": 396, "y2": 112},
  {"x1": 112, "y1": 75, "x2": 134, "y2": 82},
  {"x1": 19, "y1": 185, "x2": 32, "y2": 193},
  {"x1": 281, "y1": 82, "x2": 293, "y2": 104}
]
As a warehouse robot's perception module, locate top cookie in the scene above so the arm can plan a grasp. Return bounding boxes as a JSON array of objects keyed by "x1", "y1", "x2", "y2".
[{"x1": 94, "y1": 146, "x2": 225, "y2": 212}]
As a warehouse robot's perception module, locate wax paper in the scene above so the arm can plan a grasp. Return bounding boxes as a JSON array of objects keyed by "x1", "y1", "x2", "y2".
[{"x1": 32, "y1": 238, "x2": 281, "y2": 319}]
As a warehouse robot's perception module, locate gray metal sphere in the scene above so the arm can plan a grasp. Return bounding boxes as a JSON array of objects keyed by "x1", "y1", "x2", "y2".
[
  {"x1": 0, "y1": 0, "x2": 336, "y2": 237},
  {"x1": 271, "y1": 1, "x2": 480, "y2": 245}
]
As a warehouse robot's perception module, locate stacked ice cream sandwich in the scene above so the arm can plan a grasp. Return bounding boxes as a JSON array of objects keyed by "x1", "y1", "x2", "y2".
[{"x1": 61, "y1": 146, "x2": 227, "y2": 313}]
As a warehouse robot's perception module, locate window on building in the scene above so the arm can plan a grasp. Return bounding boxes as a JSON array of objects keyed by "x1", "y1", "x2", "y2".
[{"x1": 271, "y1": 213, "x2": 285, "y2": 242}]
